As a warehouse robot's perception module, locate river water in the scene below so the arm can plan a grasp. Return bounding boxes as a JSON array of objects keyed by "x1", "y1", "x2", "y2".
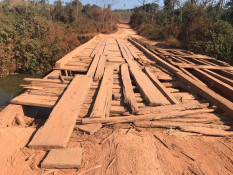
[{"x1": 0, "y1": 74, "x2": 42, "y2": 107}]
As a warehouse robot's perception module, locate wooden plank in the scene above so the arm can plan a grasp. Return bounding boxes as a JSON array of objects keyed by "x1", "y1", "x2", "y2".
[
  {"x1": 128, "y1": 38, "x2": 181, "y2": 74},
  {"x1": 76, "y1": 123, "x2": 102, "y2": 135},
  {"x1": 144, "y1": 67, "x2": 179, "y2": 104},
  {"x1": 94, "y1": 55, "x2": 106, "y2": 81},
  {"x1": 82, "y1": 108, "x2": 215, "y2": 124},
  {"x1": 103, "y1": 39, "x2": 109, "y2": 56},
  {"x1": 202, "y1": 69, "x2": 233, "y2": 87},
  {"x1": 90, "y1": 39, "x2": 104, "y2": 58},
  {"x1": 28, "y1": 75, "x2": 92, "y2": 149},
  {"x1": 23, "y1": 78, "x2": 69, "y2": 84},
  {"x1": 127, "y1": 59, "x2": 170, "y2": 106},
  {"x1": 191, "y1": 68, "x2": 233, "y2": 101},
  {"x1": 179, "y1": 65, "x2": 233, "y2": 70},
  {"x1": 176, "y1": 72, "x2": 233, "y2": 117},
  {"x1": 121, "y1": 64, "x2": 139, "y2": 114},
  {"x1": 0, "y1": 104, "x2": 29, "y2": 127},
  {"x1": 122, "y1": 41, "x2": 140, "y2": 59},
  {"x1": 87, "y1": 54, "x2": 101, "y2": 78},
  {"x1": 11, "y1": 94, "x2": 58, "y2": 108},
  {"x1": 41, "y1": 148, "x2": 82, "y2": 169},
  {"x1": 55, "y1": 36, "x2": 96, "y2": 68},
  {"x1": 116, "y1": 39, "x2": 129, "y2": 59},
  {"x1": 90, "y1": 66, "x2": 113, "y2": 118}
]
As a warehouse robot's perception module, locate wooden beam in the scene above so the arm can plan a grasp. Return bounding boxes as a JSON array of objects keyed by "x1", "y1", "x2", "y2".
[
  {"x1": 82, "y1": 108, "x2": 215, "y2": 124},
  {"x1": 176, "y1": 72, "x2": 233, "y2": 117},
  {"x1": 144, "y1": 67, "x2": 179, "y2": 104},
  {"x1": 191, "y1": 68, "x2": 233, "y2": 101},
  {"x1": 23, "y1": 78, "x2": 69, "y2": 84},
  {"x1": 87, "y1": 54, "x2": 101, "y2": 78},
  {"x1": 179, "y1": 65, "x2": 233, "y2": 70},
  {"x1": 28, "y1": 75, "x2": 92, "y2": 149},
  {"x1": 121, "y1": 64, "x2": 139, "y2": 114},
  {"x1": 94, "y1": 55, "x2": 106, "y2": 81},
  {"x1": 202, "y1": 69, "x2": 233, "y2": 87},
  {"x1": 90, "y1": 66, "x2": 113, "y2": 118}
]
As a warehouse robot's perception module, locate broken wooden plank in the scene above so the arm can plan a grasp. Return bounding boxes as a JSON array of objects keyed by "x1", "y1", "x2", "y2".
[
  {"x1": 144, "y1": 67, "x2": 179, "y2": 104},
  {"x1": 90, "y1": 66, "x2": 113, "y2": 118},
  {"x1": 28, "y1": 75, "x2": 92, "y2": 149},
  {"x1": 0, "y1": 104, "x2": 29, "y2": 127},
  {"x1": 76, "y1": 123, "x2": 102, "y2": 135},
  {"x1": 94, "y1": 55, "x2": 106, "y2": 81},
  {"x1": 82, "y1": 108, "x2": 215, "y2": 124},
  {"x1": 41, "y1": 148, "x2": 82, "y2": 169},
  {"x1": 176, "y1": 72, "x2": 233, "y2": 117},
  {"x1": 121, "y1": 64, "x2": 139, "y2": 114}
]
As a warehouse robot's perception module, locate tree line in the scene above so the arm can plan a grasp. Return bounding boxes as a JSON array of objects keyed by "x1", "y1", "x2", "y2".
[
  {"x1": 130, "y1": 0, "x2": 233, "y2": 64},
  {"x1": 0, "y1": 0, "x2": 117, "y2": 76}
]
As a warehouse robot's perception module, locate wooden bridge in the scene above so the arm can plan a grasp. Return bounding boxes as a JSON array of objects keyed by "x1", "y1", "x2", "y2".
[{"x1": 1, "y1": 29, "x2": 233, "y2": 170}]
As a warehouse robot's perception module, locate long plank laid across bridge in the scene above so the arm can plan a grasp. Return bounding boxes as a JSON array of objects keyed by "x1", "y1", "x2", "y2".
[{"x1": 1, "y1": 34, "x2": 232, "y2": 150}]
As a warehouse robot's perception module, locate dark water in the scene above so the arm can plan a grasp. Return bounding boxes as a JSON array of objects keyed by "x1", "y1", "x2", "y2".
[{"x1": 0, "y1": 74, "x2": 42, "y2": 107}]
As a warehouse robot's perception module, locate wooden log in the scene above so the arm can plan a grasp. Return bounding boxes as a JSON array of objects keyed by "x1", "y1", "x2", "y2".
[
  {"x1": 144, "y1": 67, "x2": 179, "y2": 104},
  {"x1": 127, "y1": 59, "x2": 170, "y2": 106},
  {"x1": 176, "y1": 72, "x2": 233, "y2": 117},
  {"x1": 82, "y1": 108, "x2": 214, "y2": 124},
  {"x1": 191, "y1": 68, "x2": 233, "y2": 101},
  {"x1": 28, "y1": 75, "x2": 93, "y2": 149},
  {"x1": 94, "y1": 55, "x2": 106, "y2": 81},
  {"x1": 55, "y1": 36, "x2": 96, "y2": 68},
  {"x1": 121, "y1": 64, "x2": 139, "y2": 114},
  {"x1": 90, "y1": 66, "x2": 113, "y2": 118}
]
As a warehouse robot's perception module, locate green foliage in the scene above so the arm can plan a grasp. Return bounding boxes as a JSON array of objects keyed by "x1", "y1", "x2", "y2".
[
  {"x1": 0, "y1": 0, "x2": 117, "y2": 75},
  {"x1": 130, "y1": 2, "x2": 233, "y2": 65}
]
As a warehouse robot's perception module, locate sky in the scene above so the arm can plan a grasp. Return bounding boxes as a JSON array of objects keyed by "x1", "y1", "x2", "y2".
[{"x1": 79, "y1": 0, "x2": 162, "y2": 10}]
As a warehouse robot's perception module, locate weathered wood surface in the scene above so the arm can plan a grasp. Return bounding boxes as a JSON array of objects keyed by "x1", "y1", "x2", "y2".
[
  {"x1": 28, "y1": 75, "x2": 92, "y2": 149},
  {"x1": 0, "y1": 104, "x2": 28, "y2": 127},
  {"x1": 179, "y1": 65, "x2": 233, "y2": 70},
  {"x1": 41, "y1": 148, "x2": 82, "y2": 169},
  {"x1": 191, "y1": 68, "x2": 233, "y2": 101},
  {"x1": 94, "y1": 55, "x2": 106, "y2": 81},
  {"x1": 144, "y1": 67, "x2": 179, "y2": 105},
  {"x1": 55, "y1": 36, "x2": 96, "y2": 68},
  {"x1": 127, "y1": 59, "x2": 170, "y2": 106},
  {"x1": 121, "y1": 64, "x2": 139, "y2": 114},
  {"x1": 176, "y1": 72, "x2": 233, "y2": 117},
  {"x1": 82, "y1": 108, "x2": 215, "y2": 124},
  {"x1": 90, "y1": 66, "x2": 113, "y2": 118},
  {"x1": 11, "y1": 94, "x2": 58, "y2": 108}
]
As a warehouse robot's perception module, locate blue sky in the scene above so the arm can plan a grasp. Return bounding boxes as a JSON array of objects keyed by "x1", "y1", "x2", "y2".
[{"x1": 79, "y1": 0, "x2": 161, "y2": 10}]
